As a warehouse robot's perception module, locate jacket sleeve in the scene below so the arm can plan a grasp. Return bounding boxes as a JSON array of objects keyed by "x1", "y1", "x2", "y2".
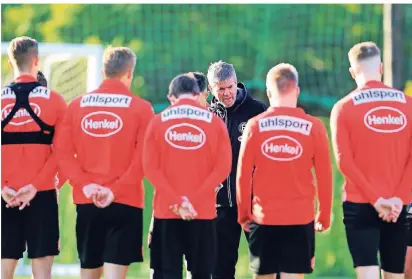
[
  {"x1": 54, "y1": 99, "x2": 91, "y2": 189},
  {"x1": 395, "y1": 138, "x2": 412, "y2": 203},
  {"x1": 107, "y1": 102, "x2": 155, "y2": 196},
  {"x1": 330, "y1": 103, "x2": 380, "y2": 205},
  {"x1": 313, "y1": 119, "x2": 333, "y2": 230},
  {"x1": 142, "y1": 118, "x2": 181, "y2": 205},
  {"x1": 394, "y1": 106, "x2": 412, "y2": 203},
  {"x1": 190, "y1": 118, "x2": 232, "y2": 203},
  {"x1": 236, "y1": 120, "x2": 256, "y2": 225},
  {"x1": 31, "y1": 93, "x2": 67, "y2": 189}
]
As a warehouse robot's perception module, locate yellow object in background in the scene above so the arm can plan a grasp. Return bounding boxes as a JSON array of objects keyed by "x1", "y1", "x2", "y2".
[{"x1": 405, "y1": 80, "x2": 412, "y2": 96}]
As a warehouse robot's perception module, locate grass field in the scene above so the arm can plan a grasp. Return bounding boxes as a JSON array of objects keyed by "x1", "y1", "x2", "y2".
[{"x1": 17, "y1": 117, "x2": 356, "y2": 278}]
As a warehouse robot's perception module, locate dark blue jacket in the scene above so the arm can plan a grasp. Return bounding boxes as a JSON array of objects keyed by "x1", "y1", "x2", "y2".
[{"x1": 208, "y1": 82, "x2": 267, "y2": 207}]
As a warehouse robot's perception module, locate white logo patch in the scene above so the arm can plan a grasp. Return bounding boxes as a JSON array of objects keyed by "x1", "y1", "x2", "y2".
[
  {"x1": 364, "y1": 106, "x2": 407, "y2": 133},
  {"x1": 261, "y1": 135, "x2": 303, "y2": 161},
  {"x1": 352, "y1": 89, "x2": 406, "y2": 105},
  {"x1": 80, "y1": 94, "x2": 132, "y2": 108},
  {"x1": 81, "y1": 111, "x2": 123, "y2": 137},
  {"x1": 1, "y1": 86, "x2": 50, "y2": 100},
  {"x1": 259, "y1": 115, "x2": 312, "y2": 135},
  {"x1": 2, "y1": 88, "x2": 16, "y2": 99},
  {"x1": 1, "y1": 103, "x2": 41, "y2": 126},
  {"x1": 161, "y1": 105, "x2": 212, "y2": 123},
  {"x1": 29, "y1": 87, "x2": 51, "y2": 99},
  {"x1": 165, "y1": 123, "x2": 206, "y2": 150}
]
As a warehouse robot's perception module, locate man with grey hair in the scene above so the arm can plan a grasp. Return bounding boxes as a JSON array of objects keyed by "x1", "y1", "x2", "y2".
[
  {"x1": 55, "y1": 46, "x2": 154, "y2": 279},
  {"x1": 207, "y1": 61, "x2": 267, "y2": 279},
  {"x1": 143, "y1": 73, "x2": 231, "y2": 279},
  {"x1": 331, "y1": 42, "x2": 412, "y2": 279}
]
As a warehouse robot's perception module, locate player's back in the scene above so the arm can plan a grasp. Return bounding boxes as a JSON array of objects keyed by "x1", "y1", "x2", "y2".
[
  {"x1": 148, "y1": 98, "x2": 229, "y2": 219},
  {"x1": 246, "y1": 107, "x2": 326, "y2": 217},
  {"x1": 66, "y1": 79, "x2": 153, "y2": 187},
  {"x1": 1, "y1": 75, "x2": 66, "y2": 191},
  {"x1": 333, "y1": 80, "x2": 412, "y2": 202}
]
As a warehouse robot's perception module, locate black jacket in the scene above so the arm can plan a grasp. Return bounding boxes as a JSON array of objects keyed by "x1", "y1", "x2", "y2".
[{"x1": 208, "y1": 82, "x2": 267, "y2": 207}]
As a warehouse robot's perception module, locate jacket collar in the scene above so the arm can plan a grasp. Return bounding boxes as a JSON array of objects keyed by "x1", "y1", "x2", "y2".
[
  {"x1": 360, "y1": 80, "x2": 386, "y2": 89},
  {"x1": 14, "y1": 74, "x2": 37, "y2": 83},
  {"x1": 267, "y1": 106, "x2": 305, "y2": 115},
  {"x1": 97, "y1": 78, "x2": 133, "y2": 95}
]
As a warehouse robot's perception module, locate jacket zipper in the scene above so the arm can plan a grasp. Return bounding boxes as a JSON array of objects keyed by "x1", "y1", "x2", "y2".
[{"x1": 225, "y1": 113, "x2": 233, "y2": 207}]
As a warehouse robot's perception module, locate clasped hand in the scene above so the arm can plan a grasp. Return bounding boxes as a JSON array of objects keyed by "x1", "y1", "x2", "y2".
[
  {"x1": 374, "y1": 197, "x2": 403, "y2": 222},
  {"x1": 2, "y1": 185, "x2": 37, "y2": 210},
  {"x1": 169, "y1": 196, "x2": 198, "y2": 221},
  {"x1": 83, "y1": 183, "x2": 115, "y2": 208}
]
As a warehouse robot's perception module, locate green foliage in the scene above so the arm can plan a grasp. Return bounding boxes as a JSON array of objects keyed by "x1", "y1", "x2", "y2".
[{"x1": 2, "y1": 4, "x2": 411, "y2": 115}]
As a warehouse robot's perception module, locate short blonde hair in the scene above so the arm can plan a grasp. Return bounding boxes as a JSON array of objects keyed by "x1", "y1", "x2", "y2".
[
  {"x1": 266, "y1": 63, "x2": 299, "y2": 93},
  {"x1": 8, "y1": 36, "x2": 38, "y2": 70},
  {"x1": 348, "y1": 42, "x2": 381, "y2": 65},
  {"x1": 102, "y1": 46, "x2": 136, "y2": 78}
]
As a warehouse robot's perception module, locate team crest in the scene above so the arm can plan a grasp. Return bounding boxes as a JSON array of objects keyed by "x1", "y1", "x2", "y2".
[{"x1": 239, "y1": 122, "x2": 247, "y2": 133}]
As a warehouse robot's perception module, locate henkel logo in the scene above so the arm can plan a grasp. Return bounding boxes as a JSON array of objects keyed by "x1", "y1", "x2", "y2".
[
  {"x1": 1, "y1": 103, "x2": 41, "y2": 126},
  {"x1": 364, "y1": 106, "x2": 407, "y2": 133},
  {"x1": 81, "y1": 111, "x2": 123, "y2": 137},
  {"x1": 165, "y1": 123, "x2": 206, "y2": 150},
  {"x1": 261, "y1": 135, "x2": 303, "y2": 161}
]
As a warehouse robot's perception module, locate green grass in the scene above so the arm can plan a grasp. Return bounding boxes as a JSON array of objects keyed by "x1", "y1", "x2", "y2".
[{"x1": 20, "y1": 117, "x2": 355, "y2": 278}]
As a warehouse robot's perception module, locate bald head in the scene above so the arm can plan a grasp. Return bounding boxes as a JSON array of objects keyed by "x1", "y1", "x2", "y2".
[{"x1": 266, "y1": 63, "x2": 299, "y2": 94}]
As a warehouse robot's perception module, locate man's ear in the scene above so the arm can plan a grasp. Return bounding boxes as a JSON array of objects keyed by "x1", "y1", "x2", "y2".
[
  {"x1": 349, "y1": 67, "x2": 356, "y2": 80},
  {"x1": 266, "y1": 88, "x2": 271, "y2": 99},
  {"x1": 8, "y1": 59, "x2": 13, "y2": 70},
  {"x1": 34, "y1": 56, "x2": 39, "y2": 67},
  {"x1": 296, "y1": 86, "x2": 300, "y2": 98},
  {"x1": 127, "y1": 68, "x2": 133, "y2": 79},
  {"x1": 380, "y1": 63, "x2": 383, "y2": 75}
]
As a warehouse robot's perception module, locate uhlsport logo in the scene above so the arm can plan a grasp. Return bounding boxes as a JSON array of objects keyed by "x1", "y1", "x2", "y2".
[
  {"x1": 80, "y1": 93, "x2": 132, "y2": 108},
  {"x1": 81, "y1": 111, "x2": 123, "y2": 137},
  {"x1": 259, "y1": 115, "x2": 312, "y2": 135},
  {"x1": 2, "y1": 86, "x2": 51, "y2": 100},
  {"x1": 1, "y1": 103, "x2": 41, "y2": 126},
  {"x1": 364, "y1": 106, "x2": 407, "y2": 133},
  {"x1": 261, "y1": 135, "x2": 303, "y2": 161},
  {"x1": 165, "y1": 123, "x2": 206, "y2": 150},
  {"x1": 352, "y1": 89, "x2": 406, "y2": 105}
]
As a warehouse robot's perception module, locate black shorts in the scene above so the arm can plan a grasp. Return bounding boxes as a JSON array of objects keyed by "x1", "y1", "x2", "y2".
[
  {"x1": 1, "y1": 189, "x2": 59, "y2": 259},
  {"x1": 248, "y1": 221, "x2": 315, "y2": 275},
  {"x1": 406, "y1": 203, "x2": 412, "y2": 247},
  {"x1": 76, "y1": 203, "x2": 143, "y2": 269},
  {"x1": 343, "y1": 201, "x2": 407, "y2": 274},
  {"x1": 150, "y1": 218, "x2": 216, "y2": 279}
]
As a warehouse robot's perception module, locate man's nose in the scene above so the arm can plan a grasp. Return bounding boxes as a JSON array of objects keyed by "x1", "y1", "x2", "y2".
[{"x1": 223, "y1": 89, "x2": 231, "y2": 96}]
